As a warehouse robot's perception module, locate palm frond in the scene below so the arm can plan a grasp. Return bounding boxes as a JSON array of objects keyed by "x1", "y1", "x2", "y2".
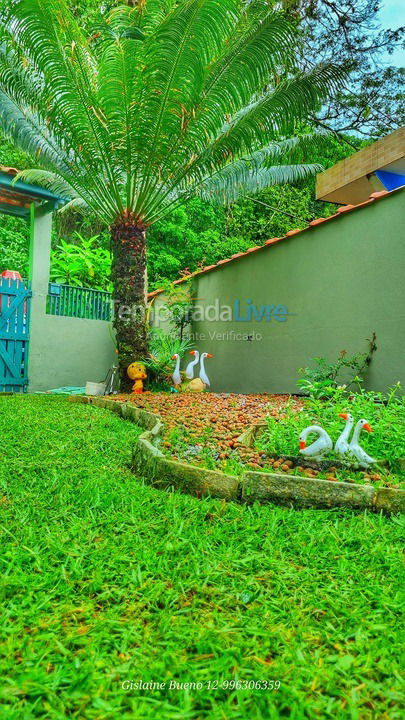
[
  {"x1": 0, "y1": 0, "x2": 347, "y2": 228},
  {"x1": 133, "y1": 0, "x2": 239, "y2": 208},
  {"x1": 13, "y1": 168, "x2": 76, "y2": 198},
  {"x1": 195, "y1": 163, "x2": 323, "y2": 204}
]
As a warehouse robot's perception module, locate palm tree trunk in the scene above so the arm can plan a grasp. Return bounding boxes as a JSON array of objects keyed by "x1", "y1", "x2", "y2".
[{"x1": 110, "y1": 218, "x2": 148, "y2": 390}]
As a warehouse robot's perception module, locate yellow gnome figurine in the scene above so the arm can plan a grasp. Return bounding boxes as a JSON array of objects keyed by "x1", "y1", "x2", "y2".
[{"x1": 127, "y1": 362, "x2": 147, "y2": 394}]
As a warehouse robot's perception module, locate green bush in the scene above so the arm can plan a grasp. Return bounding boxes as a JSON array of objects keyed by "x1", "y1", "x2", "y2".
[
  {"x1": 298, "y1": 336, "x2": 377, "y2": 399},
  {"x1": 0, "y1": 217, "x2": 30, "y2": 276},
  {"x1": 50, "y1": 233, "x2": 112, "y2": 290}
]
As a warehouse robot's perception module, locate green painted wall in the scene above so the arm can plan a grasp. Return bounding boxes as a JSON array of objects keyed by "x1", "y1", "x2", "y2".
[
  {"x1": 27, "y1": 205, "x2": 116, "y2": 392},
  {"x1": 28, "y1": 314, "x2": 116, "y2": 392},
  {"x1": 153, "y1": 190, "x2": 405, "y2": 393}
]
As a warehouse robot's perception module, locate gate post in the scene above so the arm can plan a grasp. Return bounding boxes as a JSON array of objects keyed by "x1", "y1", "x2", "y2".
[
  {"x1": 28, "y1": 204, "x2": 53, "y2": 308},
  {"x1": 27, "y1": 204, "x2": 54, "y2": 392}
]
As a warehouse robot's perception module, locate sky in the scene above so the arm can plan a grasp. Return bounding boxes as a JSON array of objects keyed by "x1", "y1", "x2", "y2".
[{"x1": 379, "y1": 0, "x2": 405, "y2": 67}]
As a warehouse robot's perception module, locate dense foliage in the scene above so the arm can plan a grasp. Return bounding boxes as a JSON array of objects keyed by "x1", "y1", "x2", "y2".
[
  {"x1": 50, "y1": 234, "x2": 112, "y2": 290},
  {"x1": 3, "y1": 0, "x2": 397, "y2": 290},
  {"x1": 292, "y1": 0, "x2": 405, "y2": 138},
  {"x1": 51, "y1": 0, "x2": 405, "y2": 138},
  {"x1": 0, "y1": 0, "x2": 402, "y2": 287},
  {"x1": 0, "y1": 138, "x2": 361, "y2": 286}
]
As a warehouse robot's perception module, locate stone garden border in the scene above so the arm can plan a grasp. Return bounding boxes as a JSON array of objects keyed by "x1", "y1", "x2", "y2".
[{"x1": 69, "y1": 395, "x2": 405, "y2": 514}]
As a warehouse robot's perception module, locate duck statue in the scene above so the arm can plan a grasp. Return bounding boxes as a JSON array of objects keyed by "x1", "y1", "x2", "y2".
[
  {"x1": 299, "y1": 425, "x2": 333, "y2": 462},
  {"x1": 348, "y1": 418, "x2": 376, "y2": 469},
  {"x1": 171, "y1": 353, "x2": 182, "y2": 390},
  {"x1": 185, "y1": 350, "x2": 200, "y2": 379},
  {"x1": 186, "y1": 352, "x2": 212, "y2": 392},
  {"x1": 334, "y1": 412, "x2": 355, "y2": 458},
  {"x1": 127, "y1": 362, "x2": 147, "y2": 394}
]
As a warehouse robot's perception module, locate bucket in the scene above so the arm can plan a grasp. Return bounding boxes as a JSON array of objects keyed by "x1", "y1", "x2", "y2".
[{"x1": 85, "y1": 381, "x2": 106, "y2": 396}]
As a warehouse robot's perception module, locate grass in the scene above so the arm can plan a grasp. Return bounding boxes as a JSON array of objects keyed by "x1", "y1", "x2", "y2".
[{"x1": 0, "y1": 394, "x2": 404, "y2": 719}]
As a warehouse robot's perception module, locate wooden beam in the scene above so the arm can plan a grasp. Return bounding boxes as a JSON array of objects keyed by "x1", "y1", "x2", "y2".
[{"x1": 317, "y1": 127, "x2": 405, "y2": 203}]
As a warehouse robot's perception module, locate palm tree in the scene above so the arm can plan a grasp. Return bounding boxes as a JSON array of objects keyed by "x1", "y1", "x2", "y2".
[{"x1": 0, "y1": 0, "x2": 345, "y2": 385}]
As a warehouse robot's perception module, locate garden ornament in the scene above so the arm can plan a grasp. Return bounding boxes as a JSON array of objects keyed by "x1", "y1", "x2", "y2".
[
  {"x1": 299, "y1": 425, "x2": 333, "y2": 461},
  {"x1": 199, "y1": 352, "x2": 212, "y2": 387},
  {"x1": 185, "y1": 350, "x2": 200, "y2": 379},
  {"x1": 348, "y1": 418, "x2": 376, "y2": 469},
  {"x1": 127, "y1": 362, "x2": 147, "y2": 393},
  {"x1": 334, "y1": 412, "x2": 355, "y2": 457},
  {"x1": 185, "y1": 352, "x2": 212, "y2": 392},
  {"x1": 171, "y1": 354, "x2": 182, "y2": 389}
]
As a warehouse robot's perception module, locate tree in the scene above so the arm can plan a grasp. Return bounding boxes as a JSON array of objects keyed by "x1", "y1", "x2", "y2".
[
  {"x1": 287, "y1": 0, "x2": 405, "y2": 137},
  {"x1": 0, "y1": 0, "x2": 345, "y2": 385}
]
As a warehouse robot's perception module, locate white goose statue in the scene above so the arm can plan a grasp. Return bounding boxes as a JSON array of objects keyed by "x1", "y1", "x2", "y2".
[
  {"x1": 199, "y1": 352, "x2": 212, "y2": 387},
  {"x1": 335, "y1": 412, "x2": 355, "y2": 458},
  {"x1": 171, "y1": 353, "x2": 182, "y2": 389},
  {"x1": 348, "y1": 418, "x2": 376, "y2": 469},
  {"x1": 299, "y1": 425, "x2": 333, "y2": 462},
  {"x1": 185, "y1": 350, "x2": 200, "y2": 379},
  {"x1": 186, "y1": 352, "x2": 213, "y2": 392}
]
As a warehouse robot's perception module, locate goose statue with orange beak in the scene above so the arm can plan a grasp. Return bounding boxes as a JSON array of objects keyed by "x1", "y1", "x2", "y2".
[
  {"x1": 185, "y1": 350, "x2": 200, "y2": 379},
  {"x1": 299, "y1": 425, "x2": 333, "y2": 461},
  {"x1": 348, "y1": 418, "x2": 376, "y2": 468},
  {"x1": 335, "y1": 412, "x2": 355, "y2": 458},
  {"x1": 186, "y1": 352, "x2": 213, "y2": 392},
  {"x1": 171, "y1": 353, "x2": 182, "y2": 390}
]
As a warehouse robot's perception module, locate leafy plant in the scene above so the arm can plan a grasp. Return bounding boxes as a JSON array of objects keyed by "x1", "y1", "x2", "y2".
[
  {"x1": 298, "y1": 334, "x2": 377, "y2": 399},
  {"x1": 0, "y1": 216, "x2": 30, "y2": 277},
  {"x1": 143, "y1": 328, "x2": 193, "y2": 389},
  {"x1": 0, "y1": 0, "x2": 345, "y2": 383},
  {"x1": 50, "y1": 233, "x2": 112, "y2": 290}
]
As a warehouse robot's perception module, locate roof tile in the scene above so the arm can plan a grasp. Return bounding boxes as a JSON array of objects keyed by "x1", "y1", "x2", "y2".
[
  {"x1": 202, "y1": 264, "x2": 217, "y2": 271},
  {"x1": 336, "y1": 204, "x2": 355, "y2": 213}
]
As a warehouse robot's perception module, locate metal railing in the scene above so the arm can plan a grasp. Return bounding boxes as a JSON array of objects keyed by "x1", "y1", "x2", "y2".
[{"x1": 47, "y1": 283, "x2": 112, "y2": 321}]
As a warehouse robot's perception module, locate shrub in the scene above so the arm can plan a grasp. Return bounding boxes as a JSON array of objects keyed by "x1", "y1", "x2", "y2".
[
  {"x1": 297, "y1": 334, "x2": 377, "y2": 399},
  {"x1": 50, "y1": 233, "x2": 112, "y2": 290},
  {"x1": 143, "y1": 329, "x2": 193, "y2": 390}
]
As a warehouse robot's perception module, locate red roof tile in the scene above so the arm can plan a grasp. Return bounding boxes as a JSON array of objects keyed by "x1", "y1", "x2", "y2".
[
  {"x1": 285, "y1": 228, "x2": 302, "y2": 236},
  {"x1": 337, "y1": 204, "x2": 356, "y2": 213},
  {"x1": 147, "y1": 185, "x2": 404, "y2": 298}
]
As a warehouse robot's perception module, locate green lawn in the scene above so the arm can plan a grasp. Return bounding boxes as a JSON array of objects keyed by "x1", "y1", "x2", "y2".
[{"x1": 0, "y1": 395, "x2": 403, "y2": 719}]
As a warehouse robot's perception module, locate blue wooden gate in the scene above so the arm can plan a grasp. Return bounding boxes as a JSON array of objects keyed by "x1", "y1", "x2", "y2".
[{"x1": 0, "y1": 276, "x2": 31, "y2": 392}]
